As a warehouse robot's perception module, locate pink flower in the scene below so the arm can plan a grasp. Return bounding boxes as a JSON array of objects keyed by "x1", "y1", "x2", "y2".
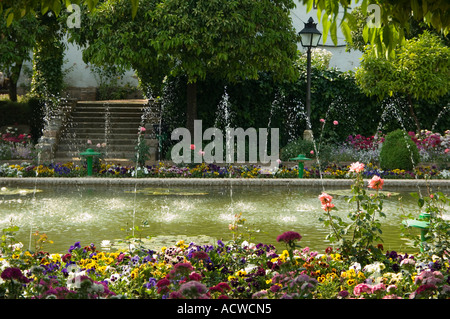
[
  {"x1": 189, "y1": 272, "x2": 203, "y2": 281},
  {"x1": 368, "y1": 175, "x2": 384, "y2": 190},
  {"x1": 87, "y1": 139, "x2": 92, "y2": 145},
  {"x1": 190, "y1": 144, "x2": 195, "y2": 150},
  {"x1": 333, "y1": 120, "x2": 338, "y2": 125},
  {"x1": 353, "y1": 283, "x2": 372, "y2": 296},
  {"x1": 318, "y1": 192, "x2": 333, "y2": 204},
  {"x1": 349, "y1": 162, "x2": 365, "y2": 173},
  {"x1": 276, "y1": 231, "x2": 302, "y2": 244},
  {"x1": 372, "y1": 283, "x2": 386, "y2": 293},
  {"x1": 320, "y1": 119, "x2": 325, "y2": 123},
  {"x1": 319, "y1": 193, "x2": 335, "y2": 212},
  {"x1": 139, "y1": 126, "x2": 146, "y2": 132},
  {"x1": 310, "y1": 150, "x2": 314, "y2": 155},
  {"x1": 321, "y1": 202, "x2": 335, "y2": 212},
  {"x1": 445, "y1": 148, "x2": 449, "y2": 154},
  {"x1": 198, "y1": 150, "x2": 205, "y2": 156}
]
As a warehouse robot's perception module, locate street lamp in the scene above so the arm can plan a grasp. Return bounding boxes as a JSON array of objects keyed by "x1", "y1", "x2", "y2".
[{"x1": 299, "y1": 17, "x2": 322, "y2": 141}]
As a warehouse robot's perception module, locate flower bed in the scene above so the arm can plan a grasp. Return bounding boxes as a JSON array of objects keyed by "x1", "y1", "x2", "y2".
[
  {"x1": 0, "y1": 161, "x2": 449, "y2": 179},
  {"x1": 0, "y1": 233, "x2": 448, "y2": 299}
]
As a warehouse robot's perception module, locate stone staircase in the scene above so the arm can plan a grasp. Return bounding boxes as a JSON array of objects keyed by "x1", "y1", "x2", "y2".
[{"x1": 54, "y1": 99, "x2": 159, "y2": 164}]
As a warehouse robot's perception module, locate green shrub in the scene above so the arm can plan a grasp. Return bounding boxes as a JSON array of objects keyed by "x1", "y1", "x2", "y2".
[
  {"x1": 379, "y1": 129, "x2": 420, "y2": 171},
  {"x1": 0, "y1": 100, "x2": 31, "y2": 127},
  {"x1": 280, "y1": 137, "x2": 315, "y2": 161}
]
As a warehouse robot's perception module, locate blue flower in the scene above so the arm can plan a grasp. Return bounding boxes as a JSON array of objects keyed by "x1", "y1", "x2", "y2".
[
  {"x1": 68, "y1": 242, "x2": 81, "y2": 253},
  {"x1": 143, "y1": 277, "x2": 157, "y2": 289}
]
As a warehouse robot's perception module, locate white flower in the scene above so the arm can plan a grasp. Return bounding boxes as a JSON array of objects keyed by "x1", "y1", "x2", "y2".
[
  {"x1": 244, "y1": 264, "x2": 258, "y2": 273},
  {"x1": 364, "y1": 261, "x2": 385, "y2": 274},
  {"x1": 350, "y1": 262, "x2": 361, "y2": 273},
  {"x1": 9, "y1": 242, "x2": 23, "y2": 251}
]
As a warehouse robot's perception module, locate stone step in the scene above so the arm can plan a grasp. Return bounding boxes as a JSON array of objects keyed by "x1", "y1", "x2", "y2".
[
  {"x1": 62, "y1": 126, "x2": 142, "y2": 134},
  {"x1": 55, "y1": 99, "x2": 159, "y2": 162},
  {"x1": 65, "y1": 122, "x2": 144, "y2": 129},
  {"x1": 72, "y1": 112, "x2": 144, "y2": 118}
]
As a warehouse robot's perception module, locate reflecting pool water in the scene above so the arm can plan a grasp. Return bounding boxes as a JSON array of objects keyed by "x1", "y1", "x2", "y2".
[{"x1": 0, "y1": 184, "x2": 446, "y2": 254}]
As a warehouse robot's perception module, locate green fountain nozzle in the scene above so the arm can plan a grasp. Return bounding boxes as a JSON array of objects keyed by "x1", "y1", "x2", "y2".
[
  {"x1": 289, "y1": 154, "x2": 312, "y2": 178},
  {"x1": 80, "y1": 148, "x2": 101, "y2": 176}
]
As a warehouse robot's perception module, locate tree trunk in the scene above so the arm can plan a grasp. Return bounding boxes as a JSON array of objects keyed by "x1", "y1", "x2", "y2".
[
  {"x1": 186, "y1": 81, "x2": 197, "y2": 136},
  {"x1": 407, "y1": 94, "x2": 421, "y2": 133},
  {"x1": 8, "y1": 61, "x2": 23, "y2": 102}
]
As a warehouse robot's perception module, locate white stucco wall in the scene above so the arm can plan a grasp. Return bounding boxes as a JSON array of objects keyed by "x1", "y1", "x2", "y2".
[
  {"x1": 18, "y1": 2, "x2": 362, "y2": 90},
  {"x1": 62, "y1": 40, "x2": 139, "y2": 88}
]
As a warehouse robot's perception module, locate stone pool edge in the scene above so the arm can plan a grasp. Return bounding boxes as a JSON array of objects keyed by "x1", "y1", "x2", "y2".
[{"x1": 1, "y1": 177, "x2": 449, "y2": 191}]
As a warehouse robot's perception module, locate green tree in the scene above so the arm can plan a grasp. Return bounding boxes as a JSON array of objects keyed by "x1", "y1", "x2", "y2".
[
  {"x1": 0, "y1": 0, "x2": 139, "y2": 23},
  {"x1": 355, "y1": 31, "x2": 450, "y2": 132},
  {"x1": 0, "y1": 12, "x2": 38, "y2": 101},
  {"x1": 30, "y1": 10, "x2": 66, "y2": 99},
  {"x1": 67, "y1": 0, "x2": 170, "y2": 98},
  {"x1": 70, "y1": 0, "x2": 300, "y2": 134},
  {"x1": 3, "y1": 0, "x2": 450, "y2": 60}
]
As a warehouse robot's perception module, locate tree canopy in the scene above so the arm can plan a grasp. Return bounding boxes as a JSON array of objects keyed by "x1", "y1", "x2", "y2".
[
  {"x1": 355, "y1": 31, "x2": 450, "y2": 131},
  {"x1": 3, "y1": 0, "x2": 450, "y2": 60}
]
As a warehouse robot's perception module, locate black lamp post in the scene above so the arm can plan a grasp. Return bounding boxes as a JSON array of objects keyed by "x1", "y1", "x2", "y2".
[{"x1": 299, "y1": 17, "x2": 322, "y2": 140}]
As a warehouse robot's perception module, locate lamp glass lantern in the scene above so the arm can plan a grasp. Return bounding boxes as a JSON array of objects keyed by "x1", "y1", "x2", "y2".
[{"x1": 299, "y1": 17, "x2": 322, "y2": 48}]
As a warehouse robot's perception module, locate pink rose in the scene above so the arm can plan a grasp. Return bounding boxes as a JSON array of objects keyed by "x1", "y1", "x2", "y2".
[
  {"x1": 368, "y1": 175, "x2": 384, "y2": 190},
  {"x1": 319, "y1": 193, "x2": 335, "y2": 212},
  {"x1": 320, "y1": 119, "x2": 325, "y2": 123},
  {"x1": 333, "y1": 120, "x2": 338, "y2": 125},
  {"x1": 318, "y1": 192, "x2": 333, "y2": 204},
  {"x1": 349, "y1": 162, "x2": 365, "y2": 173},
  {"x1": 190, "y1": 144, "x2": 195, "y2": 150}
]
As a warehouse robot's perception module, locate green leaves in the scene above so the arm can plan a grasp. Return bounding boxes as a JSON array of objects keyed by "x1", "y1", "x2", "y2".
[
  {"x1": 356, "y1": 31, "x2": 450, "y2": 101},
  {"x1": 302, "y1": 0, "x2": 450, "y2": 59}
]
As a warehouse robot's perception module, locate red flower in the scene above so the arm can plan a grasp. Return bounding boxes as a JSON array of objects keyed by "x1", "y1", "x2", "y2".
[{"x1": 276, "y1": 231, "x2": 302, "y2": 244}]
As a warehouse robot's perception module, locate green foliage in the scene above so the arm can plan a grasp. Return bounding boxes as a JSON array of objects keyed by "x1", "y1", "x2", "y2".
[
  {"x1": 355, "y1": 31, "x2": 450, "y2": 101},
  {"x1": 402, "y1": 190, "x2": 450, "y2": 259},
  {"x1": 161, "y1": 50, "x2": 383, "y2": 152},
  {"x1": 0, "y1": 100, "x2": 31, "y2": 127},
  {"x1": 379, "y1": 129, "x2": 420, "y2": 171},
  {"x1": 395, "y1": 32, "x2": 450, "y2": 101},
  {"x1": 69, "y1": 0, "x2": 300, "y2": 99},
  {"x1": 149, "y1": 0, "x2": 299, "y2": 83},
  {"x1": 30, "y1": 11, "x2": 66, "y2": 99},
  {"x1": 319, "y1": 170, "x2": 387, "y2": 264},
  {"x1": 0, "y1": 11, "x2": 39, "y2": 101},
  {"x1": 280, "y1": 137, "x2": 315, "y2": 161},
  {"x1": 300, "y1": 0, "x2": 450, "y2": 58}
]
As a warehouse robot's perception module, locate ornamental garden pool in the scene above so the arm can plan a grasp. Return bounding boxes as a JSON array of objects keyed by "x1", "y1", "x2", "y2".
[{"x1": 0, "y1": 182, "x2": 447, "y2": 254}]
